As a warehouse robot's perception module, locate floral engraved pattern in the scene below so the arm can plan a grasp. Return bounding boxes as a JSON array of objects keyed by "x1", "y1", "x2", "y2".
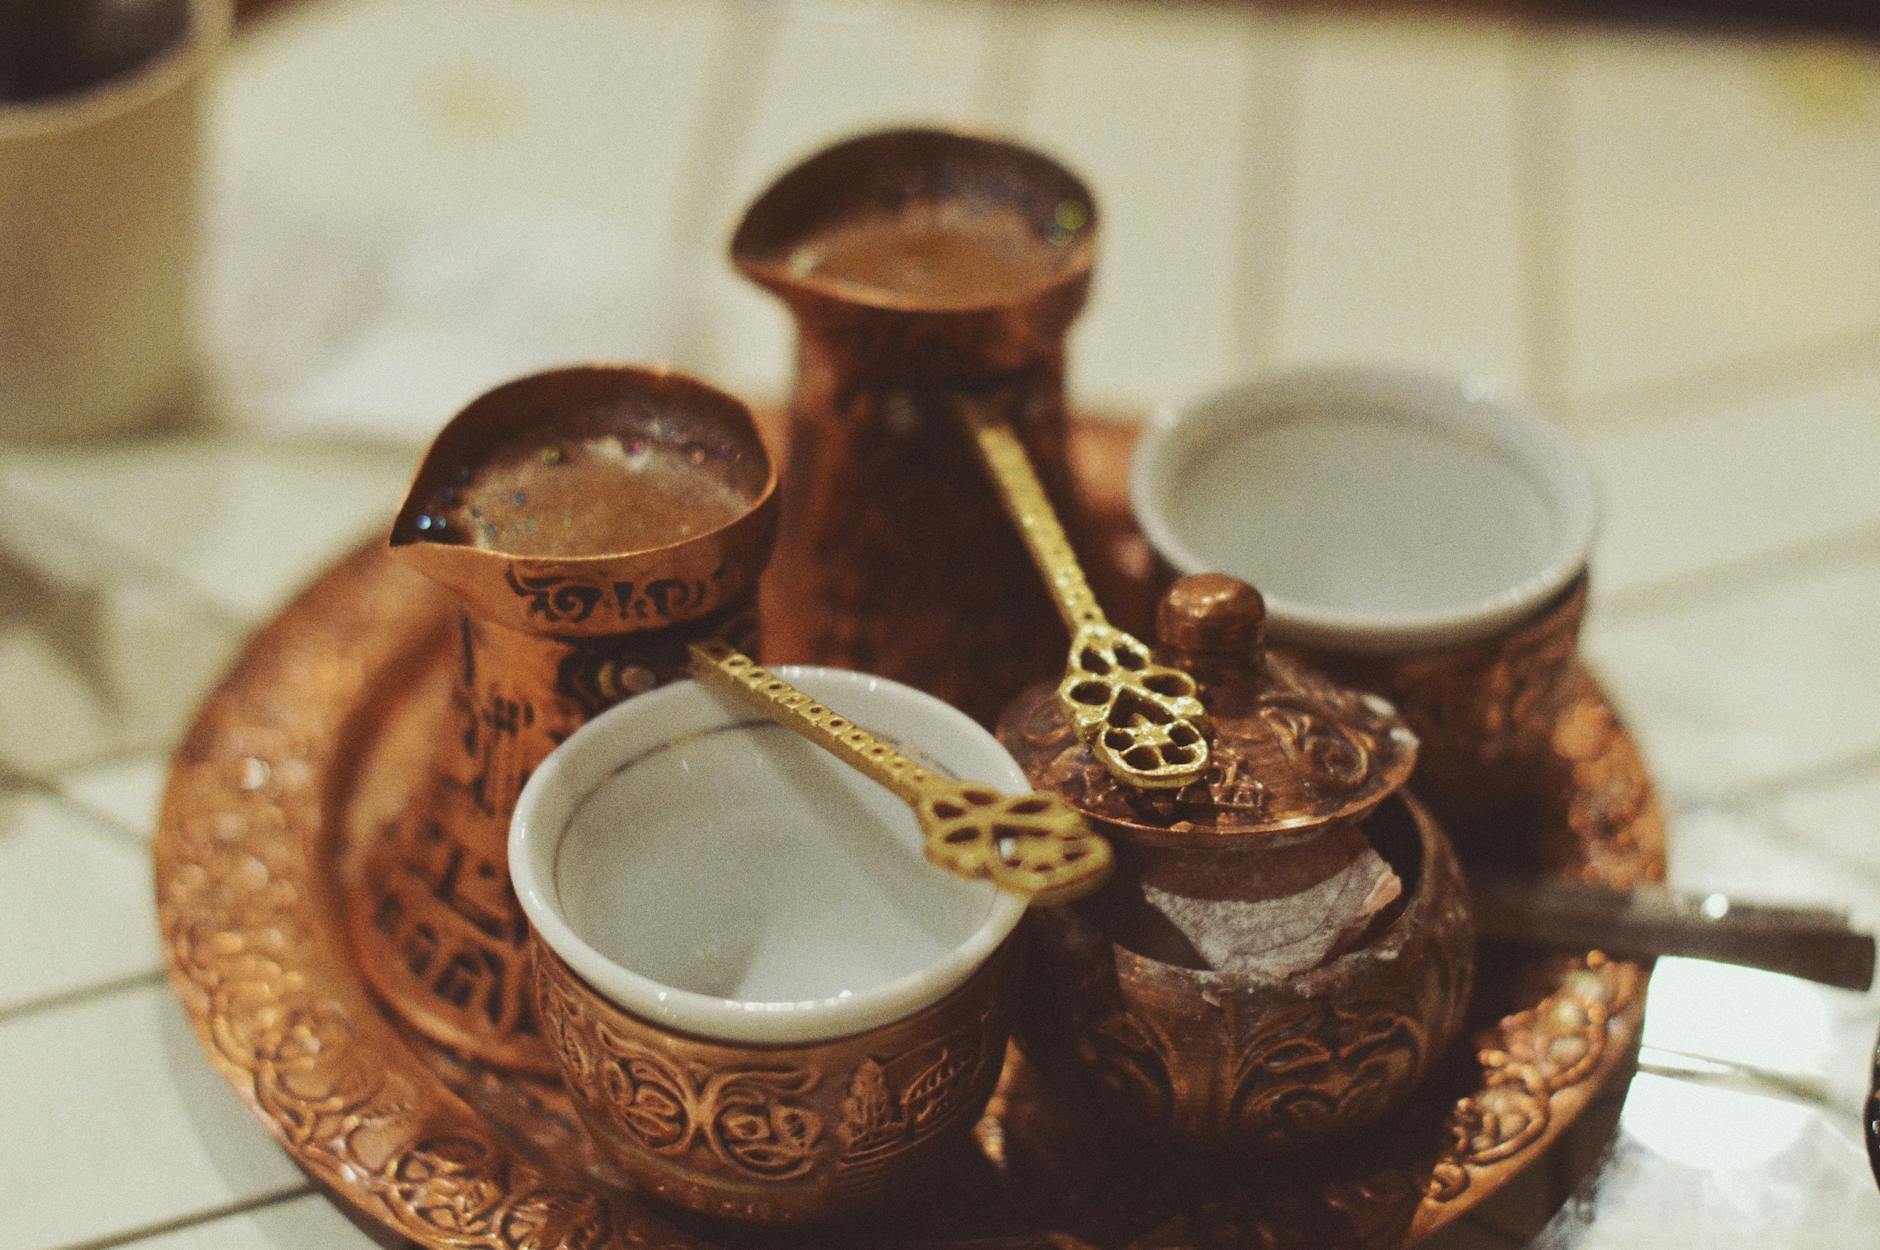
[
  {"x1": 532, "y1": 935, "x2": 1009, "y2": 1220},
  {"x1": 1225, "y1": 1000, "x2": 1427, "y2": 1146},
  {"x1": 717, "y1": 1088, "x2": 824, "y2": 1177},
  {"x1": 1078, "y1": 1006, "x2": 1178, "y2": 1133},
  {"x1": 1258, "y1": 696, "x2": 1374, "y2": 791},
  {"x1": 623, "y1": 576, "x2": 717, "y2": 624},
  {"x1": 1263, "y1": 695, "x2": 1383, "y2": 785},
  {"x1": 539, "y1": 960, "x2": 826, "y2": 1181}
]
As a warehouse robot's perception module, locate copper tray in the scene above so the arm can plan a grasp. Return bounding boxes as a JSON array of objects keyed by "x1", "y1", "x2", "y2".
[{"x1": 155, "y1": 425, "x2": 1663, "y2": 1250}]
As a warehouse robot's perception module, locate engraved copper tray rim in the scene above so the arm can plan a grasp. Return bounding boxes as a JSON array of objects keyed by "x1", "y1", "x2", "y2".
[{"x1": 156, "y1": 548, "x2": 1659, "y2": 1250}]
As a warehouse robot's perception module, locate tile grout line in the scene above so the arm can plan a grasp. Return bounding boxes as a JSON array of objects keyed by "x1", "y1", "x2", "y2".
[
  {"x1": 1724, "y1": 742, "x2": 1880, "y2": 815},
  {"x1": 0, "y1": 486, "x2": 254, "y2": 633},
  {"x1": 1232, "y1": 6, "x2": 1303, "y2": 369},
  {"x1": 3, "y1": 766, "x2": 153, "y2": 854},
  {"x1": 662, "y1": 0, "x2": 784, "y2": 373},
  {"x1": 1563, "y1": 323, "x2": 1880, "y2": 433},
  {"x1": 0, "y1": 426, "x2": 415, "y2": 632},
  {"x1": 0, "y1": 968, "x2": 168, "y2": 1029},
  {"x1": 1511, "y1": 23, "x2": 1570, "y2": 412},
  {"x1": 1593, "y1": 514, "x2": 1880, "y2": 621},
  {"x1": 51, "y1": 787, "x2": 156, "y2": 853},
  {"x1": 43, "y1": 1183, "x2": 315, "y2": 1250}
]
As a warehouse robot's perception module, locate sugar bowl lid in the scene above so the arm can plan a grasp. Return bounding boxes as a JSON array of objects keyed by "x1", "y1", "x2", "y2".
[{"x1": 997, "y1": 574, "x2": 1419, "y2": 848}]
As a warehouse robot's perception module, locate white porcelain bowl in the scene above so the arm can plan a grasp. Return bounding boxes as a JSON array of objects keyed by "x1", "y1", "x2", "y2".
[
  {"x1": 1132, "y1": 367, "x2": 1598, "y2": 654},
  {"x1": 510, "y1": 666, "x2": 1028, "y2": 1045}
]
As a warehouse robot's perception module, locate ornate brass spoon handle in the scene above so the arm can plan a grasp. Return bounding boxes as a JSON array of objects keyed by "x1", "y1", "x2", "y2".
[
  {"x1": 686, "y1": 641, "x2": 1113, "y2": 905},
  {"x1": 958, "y1": 398, "x2": 1211, "y2": 789}
]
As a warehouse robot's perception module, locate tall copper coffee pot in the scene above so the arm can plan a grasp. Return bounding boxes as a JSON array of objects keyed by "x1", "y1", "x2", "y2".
[{"x1": 734, "y1": 128, "x2": 1097, "y2": 724}]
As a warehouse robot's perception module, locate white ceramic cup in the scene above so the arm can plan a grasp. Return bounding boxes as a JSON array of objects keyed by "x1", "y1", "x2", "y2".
[
  {"x1": 0, "y1": 0, "x2": 231, "y2": 440},
  {"x1": 1131, "y1": 367, "x2": 1598, "y2": 655},
  {"x1": 511, "y1": 665, "x2": 1028, "y2": 1046}
]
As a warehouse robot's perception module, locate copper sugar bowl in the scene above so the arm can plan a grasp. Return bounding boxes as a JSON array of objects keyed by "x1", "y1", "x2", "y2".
[
  {"x1": 997, "y1": 574, "x2": 1475, "y2": 1151},
  {"x1": 349, "y1": 365, "x2": 779, "y2": 1074}
]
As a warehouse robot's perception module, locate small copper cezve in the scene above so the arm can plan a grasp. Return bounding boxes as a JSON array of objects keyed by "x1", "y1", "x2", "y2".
[{"x1": 349, "y1": 365, "x2": 779, "y2": 1074}]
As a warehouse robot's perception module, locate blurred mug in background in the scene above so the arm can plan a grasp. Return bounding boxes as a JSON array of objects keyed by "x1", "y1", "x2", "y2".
[{"x1": 1, "y1": 0, "x2": 230, "y2": 440}]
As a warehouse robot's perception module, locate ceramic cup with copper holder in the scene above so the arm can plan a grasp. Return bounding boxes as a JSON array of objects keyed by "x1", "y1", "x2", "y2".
[
  {"x1": 1132, "y1": 367, "x2": 1601, "y2": 861},
  {"x1": 510, "y1": 667, "x2": 1028, "y2": 1225},
  {"x1": 997, "y1": 574, "x2": 1475, "y2": 1151}
]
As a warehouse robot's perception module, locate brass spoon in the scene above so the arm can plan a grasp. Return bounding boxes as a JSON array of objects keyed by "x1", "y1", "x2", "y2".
[
  {"x1": 959, "y1": 399, "x2": 1211, "y2": 789},
  {"x1": 687, "y1": 641, "x2": 1113, "y2": 906}
]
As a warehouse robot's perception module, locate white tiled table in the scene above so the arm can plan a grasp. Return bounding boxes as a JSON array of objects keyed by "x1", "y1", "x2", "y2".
[{"x1": 3, "y1": 2, "x2": 1878, "y2": 1247}]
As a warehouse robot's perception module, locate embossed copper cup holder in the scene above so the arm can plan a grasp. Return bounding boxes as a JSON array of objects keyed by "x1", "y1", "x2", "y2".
[
  {"x1": 508, "y1": 666, "x2": 1034, "y2": 1225},
  {"x1": 1131, "y1": 366, "x2": 1603, "y2": 858},
  {"x1": 350, "y1": 365, "x2": 780, "y2": 1075}
]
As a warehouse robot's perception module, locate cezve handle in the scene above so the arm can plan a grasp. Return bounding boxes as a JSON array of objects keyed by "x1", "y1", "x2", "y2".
[{"x1": 1474, "y1": 875, "x2": 1876, "y2": 992}]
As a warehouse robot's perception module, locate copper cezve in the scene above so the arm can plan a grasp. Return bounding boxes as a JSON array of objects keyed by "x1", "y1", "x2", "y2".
[{"x1": 349, "y1": 365, "x2": 779, "y2": 1074}]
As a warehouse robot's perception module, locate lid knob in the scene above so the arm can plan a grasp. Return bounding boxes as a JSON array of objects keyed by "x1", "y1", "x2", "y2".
[{"x1": 1158, "y1": 573, "x2": 1266, "y2": 657}]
